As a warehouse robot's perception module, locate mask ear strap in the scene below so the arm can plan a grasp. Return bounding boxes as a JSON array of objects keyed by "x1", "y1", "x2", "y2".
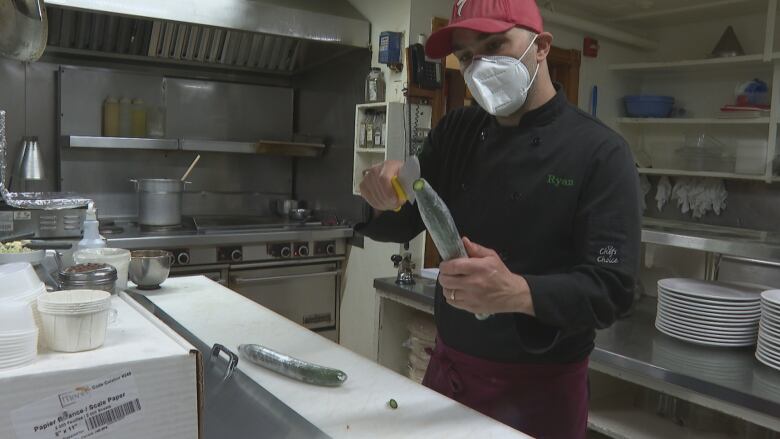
[
  {"x1": 524, "y1": 62, "x2": 540, "y2": 93},
  {"x1": 519, "y1": 34, "x2": 539, "y2": 61}
]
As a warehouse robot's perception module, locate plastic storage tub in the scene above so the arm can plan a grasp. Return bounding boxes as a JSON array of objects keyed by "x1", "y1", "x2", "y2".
[{"x1": 624, "y1": 95, "x2": 674, "y2": 118}]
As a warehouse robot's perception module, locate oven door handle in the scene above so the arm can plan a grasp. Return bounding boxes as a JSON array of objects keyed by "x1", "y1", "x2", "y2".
[{"x1": 231, "y1": 270, "x2": 340, "y2": 285}]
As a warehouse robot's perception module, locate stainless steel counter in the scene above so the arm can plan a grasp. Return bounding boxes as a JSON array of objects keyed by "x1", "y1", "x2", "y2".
[
  {"x1": 373, "y1": 277, "x2": 780, "y2": 419},
  {"x1": 106, "y1": 224, "x2": 353, "y2": 249},
  {"x1": 642, "y1": 218, "x2": 780, "y2": 261},
  {"x1": 373, "y1": 277, "x2": 436, "y2": 308},
  {"x1": 128, "y1": 292, "x2": 328, "y2": 438}
]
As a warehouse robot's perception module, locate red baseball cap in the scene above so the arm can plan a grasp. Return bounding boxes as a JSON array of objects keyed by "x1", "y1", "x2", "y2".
[{"x1": 425, "y1": 0, "x2": 543, "y2": 59}]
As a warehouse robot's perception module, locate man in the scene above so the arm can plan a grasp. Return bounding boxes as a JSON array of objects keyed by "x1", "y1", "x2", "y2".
[{"x1": 357, "y1": 0, "x2": 640, "y2": 437}]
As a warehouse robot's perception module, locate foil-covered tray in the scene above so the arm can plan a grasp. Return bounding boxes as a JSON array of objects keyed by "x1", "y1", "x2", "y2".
[{"x1": 0, "y1": 110, "x2": 91, "y2": 210}]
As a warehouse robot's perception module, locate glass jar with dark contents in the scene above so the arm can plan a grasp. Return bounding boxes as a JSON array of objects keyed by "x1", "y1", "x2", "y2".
[{"x1": 58, "y1": 263, "x2": 117, "y2": 293}]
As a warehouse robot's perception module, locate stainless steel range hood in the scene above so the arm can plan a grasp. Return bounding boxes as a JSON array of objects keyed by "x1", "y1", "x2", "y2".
[{"x1": 43, "y1": 0, "x2": 370, "y2": 75}]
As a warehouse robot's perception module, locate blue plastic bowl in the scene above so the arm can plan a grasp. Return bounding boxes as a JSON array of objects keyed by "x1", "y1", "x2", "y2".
[{"x1": 624, "y1": 95, "x2": 674, "y2": 118}]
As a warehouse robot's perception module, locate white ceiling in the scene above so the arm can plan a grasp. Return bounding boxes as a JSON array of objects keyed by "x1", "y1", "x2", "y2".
[{"x1": 542, "y1": 0, "x2": 767, "y2": 27}]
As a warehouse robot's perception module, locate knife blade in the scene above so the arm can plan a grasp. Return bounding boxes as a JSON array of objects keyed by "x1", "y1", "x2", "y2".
[{"x1": 390, "y1": 155, "x2": 421, "y2": 211}]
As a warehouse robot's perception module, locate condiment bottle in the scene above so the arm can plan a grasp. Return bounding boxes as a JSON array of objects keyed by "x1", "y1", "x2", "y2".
[
  {"x1": 102, "y1": 97, "x2": 119, "y2": 137},
  {"x1": 365, "y1": 111, "x2": 374, "y2": 148},
  {"x1": 118, "y1": 98, "x2": 132, "y2": 137},
  {"x1": 131, "y1": 98, "x2": 147, "y2": 137}
]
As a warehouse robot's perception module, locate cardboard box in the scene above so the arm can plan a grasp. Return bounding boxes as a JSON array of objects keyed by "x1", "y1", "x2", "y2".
[{"x1": 0, "y1": 295, "x2": 201, "y2": 439}]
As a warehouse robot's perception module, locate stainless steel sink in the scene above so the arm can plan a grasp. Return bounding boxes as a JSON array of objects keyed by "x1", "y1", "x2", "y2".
[{"x1": 128, "y1": 293, "x2": 328, "y2": 439}]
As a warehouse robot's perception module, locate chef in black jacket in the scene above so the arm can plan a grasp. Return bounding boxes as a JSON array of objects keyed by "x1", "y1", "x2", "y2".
[{"x1": 357, "y1": 0, "x2": 640, "y2": 437}]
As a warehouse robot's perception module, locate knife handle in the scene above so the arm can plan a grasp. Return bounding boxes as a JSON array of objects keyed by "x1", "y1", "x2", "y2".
[{"x1": 390, "y1": 176, "x2": 407, "y2": 212}]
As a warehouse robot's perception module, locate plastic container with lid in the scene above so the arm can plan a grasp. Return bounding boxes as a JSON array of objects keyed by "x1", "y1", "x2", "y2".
[
  {"x1": 73, "y1": 248, "x2": 131, "y2": 294},
  {"x1": 365, "y1": 67, "x2": 386, "y2": 103}
]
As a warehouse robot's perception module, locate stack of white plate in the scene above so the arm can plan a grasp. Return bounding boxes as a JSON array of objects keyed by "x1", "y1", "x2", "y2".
[
  {"x1": 757, "y1": 290, "x2": 780, "y2": 371},
  {"x1": 0, "y1": 301, "x2": 38, "y2": 370},
  {"x1": 652, "y1": 337, "x2": 750, "y2": 387},
  {"x1": 656, "y1": 278, "x2": 763, "y2": 347}
]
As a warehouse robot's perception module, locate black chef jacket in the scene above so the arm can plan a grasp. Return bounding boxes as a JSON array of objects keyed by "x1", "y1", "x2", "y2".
[{"x1": 357, "y1": 86, "x2": 641, "y2": 364}]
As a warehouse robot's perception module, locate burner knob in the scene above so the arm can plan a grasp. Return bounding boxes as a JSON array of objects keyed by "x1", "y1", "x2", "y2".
[
  {"x1": 326, "y1": 244, "x2": 336, "y2": 255},
  {"x1": 280, "y1": 246, "x2": 292, "y2": 258},
  {"x1": 231, "y1": 249, "x2": 243, "y2": 262},
  {"x1": 177, "y1": 252, "x2": 191, "y2": 265},
  {"x1": 298, "y1": 245, "x2": 309, "y2": 257}
]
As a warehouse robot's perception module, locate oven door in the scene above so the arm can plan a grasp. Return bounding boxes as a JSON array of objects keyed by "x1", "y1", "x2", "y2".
[
  {"x1": 229, "y1": 262, "x2": 340, "y2": 333},
  {"x1": 171, "y1": 264, "x2": 229, "y2": 286}
]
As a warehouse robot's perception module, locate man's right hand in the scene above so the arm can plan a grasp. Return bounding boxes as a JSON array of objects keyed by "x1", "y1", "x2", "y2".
[{"x1": 359, "y1": 160, "x2": 404, "y2": 211}]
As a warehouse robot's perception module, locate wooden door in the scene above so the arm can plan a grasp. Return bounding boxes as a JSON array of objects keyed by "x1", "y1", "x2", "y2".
[{"x1": 547, "y1": 46, "x2": 581, "y2": 105}]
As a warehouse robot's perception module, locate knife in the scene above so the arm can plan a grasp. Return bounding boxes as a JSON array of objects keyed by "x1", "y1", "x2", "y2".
[{"x1": 390, "y1": 155, "x2": 421, "y2": 211}]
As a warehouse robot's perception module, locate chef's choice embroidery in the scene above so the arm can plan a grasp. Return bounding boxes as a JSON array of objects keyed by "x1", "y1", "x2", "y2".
[{"x1": 597, "y1": 246, "x2": 619, "y2": 264}]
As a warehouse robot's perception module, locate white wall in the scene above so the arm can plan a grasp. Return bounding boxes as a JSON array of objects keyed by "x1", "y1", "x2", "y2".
[
  {"x1": 342, "y1": 0, "x2": 414, "y2": 357},
  {"x1": 347, "y1": 0, "x2": 412, "y2": 102}
]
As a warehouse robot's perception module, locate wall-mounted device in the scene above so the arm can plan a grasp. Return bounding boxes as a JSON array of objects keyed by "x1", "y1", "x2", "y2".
[
  {"x1": 410, "y1": 43, "x2": 442, "y2": 90},
  {"x1": 379, "y1": 31, "x2": 403, "y2": 72}
]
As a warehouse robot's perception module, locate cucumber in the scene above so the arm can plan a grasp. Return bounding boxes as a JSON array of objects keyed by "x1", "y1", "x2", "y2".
[
  {"x1": 412, "y1": 178, "x2": 491, "y2": 320},
  {"x1": 238, "y1": 344, "x2": 348, "y2": 387}
]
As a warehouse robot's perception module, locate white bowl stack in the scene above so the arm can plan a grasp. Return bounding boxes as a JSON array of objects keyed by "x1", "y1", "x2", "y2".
[
  {"x1": 0, "y1": 301, "x2": 38, "y2": 370},
  {"x1": 37, "y1": 290, "x2": 113, "y2": 353},
  {"x1": 756, "y1": 290, "x2": 780, "y2": 371},
  {"x1": 0, "y1": 262, "x2": 46, "y2": 348},
  {"x1": 655, "y1": 278, "x2": 763, "y2": 347}
]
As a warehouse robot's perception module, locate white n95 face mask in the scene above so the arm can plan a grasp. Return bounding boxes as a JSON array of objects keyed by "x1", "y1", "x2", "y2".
[{"x1": 464, "y1": 35, "x2": 539, "y2": 117}]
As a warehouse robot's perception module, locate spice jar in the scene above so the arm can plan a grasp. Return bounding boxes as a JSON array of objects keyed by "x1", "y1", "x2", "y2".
[
  {"x1": 365, "y1": 67, "x2": 386, "y2": 103},
  {"x1": 58, "y1": 263, "x2": 117, "y2": 293}
]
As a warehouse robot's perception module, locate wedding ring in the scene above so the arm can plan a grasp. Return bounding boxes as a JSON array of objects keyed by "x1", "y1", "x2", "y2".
[
  {"x1": 362, "y1": 169, "x2": 371, "y2": 177},
  {"x1": 449, "y1": 289, "x2": 456, "y2": 301}
]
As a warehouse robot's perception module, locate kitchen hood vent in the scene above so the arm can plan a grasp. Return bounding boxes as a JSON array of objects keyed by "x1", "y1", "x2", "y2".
[{"x1": 42, "y1": 0, "x2": 369, "y2": 75}]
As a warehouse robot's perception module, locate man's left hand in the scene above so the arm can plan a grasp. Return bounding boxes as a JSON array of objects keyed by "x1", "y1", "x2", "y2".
[{"x1": 438, "y1": 237, "x2": 535, "y2": 316}]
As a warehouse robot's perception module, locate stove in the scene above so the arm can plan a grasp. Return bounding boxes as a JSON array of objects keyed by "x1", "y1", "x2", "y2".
[{"x1": 106, "y1": 214, "x2": 353, "y2": 343}]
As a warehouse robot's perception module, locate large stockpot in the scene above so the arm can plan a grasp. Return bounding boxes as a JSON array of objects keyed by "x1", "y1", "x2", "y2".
[{"x1": 131, "y1": 179, "x2": 187, "y2": 226}]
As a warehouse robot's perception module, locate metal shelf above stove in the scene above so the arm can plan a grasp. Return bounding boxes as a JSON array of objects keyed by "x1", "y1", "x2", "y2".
[{"x1": 62, "y1": 136, "x2": 326, "y2": 157}]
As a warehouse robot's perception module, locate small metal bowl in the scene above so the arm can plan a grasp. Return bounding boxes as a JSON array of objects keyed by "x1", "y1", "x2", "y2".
[
  {"x1": 288, "y1": 208, "x2": 311, "y2": 221},
  {"x1": 129, "y1": 250, "x2": 173, "y2": 290}
]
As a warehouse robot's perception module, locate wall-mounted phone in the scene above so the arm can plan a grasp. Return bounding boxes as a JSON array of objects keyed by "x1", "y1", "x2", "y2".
[{"x1": 410, "y1": 44, "x2": 442, "y2": 90}]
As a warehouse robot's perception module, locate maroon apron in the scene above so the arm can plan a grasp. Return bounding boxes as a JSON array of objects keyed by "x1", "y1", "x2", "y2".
[{"x1": 422, "y1": 339, "x2": 589, "y2": 439}]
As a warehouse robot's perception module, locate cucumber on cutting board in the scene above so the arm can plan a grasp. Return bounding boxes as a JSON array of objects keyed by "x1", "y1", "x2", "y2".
[
  {"x1": 238, "y1": 344, "x2": 348, "y2": 387},
  {"x1": 412, "y1": 178, "x2": 491, "y2": 320}
]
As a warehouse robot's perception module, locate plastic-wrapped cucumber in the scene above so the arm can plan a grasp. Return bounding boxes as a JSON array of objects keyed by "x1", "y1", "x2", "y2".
[
  {"x1": 238, "y1": 344, "x2": 347, "y2": 387},
  {"x1": 412, "y1": 178, "x2": 491, "y2": 320}
]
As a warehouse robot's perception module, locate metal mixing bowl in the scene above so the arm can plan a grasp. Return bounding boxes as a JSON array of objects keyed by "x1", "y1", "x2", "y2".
[
  {"x1": 129, "y1": 250, "x2": 173, "y2": 290},
  {"x1": 288, "y1": 208, "x2": 311, "y2": 221}
]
